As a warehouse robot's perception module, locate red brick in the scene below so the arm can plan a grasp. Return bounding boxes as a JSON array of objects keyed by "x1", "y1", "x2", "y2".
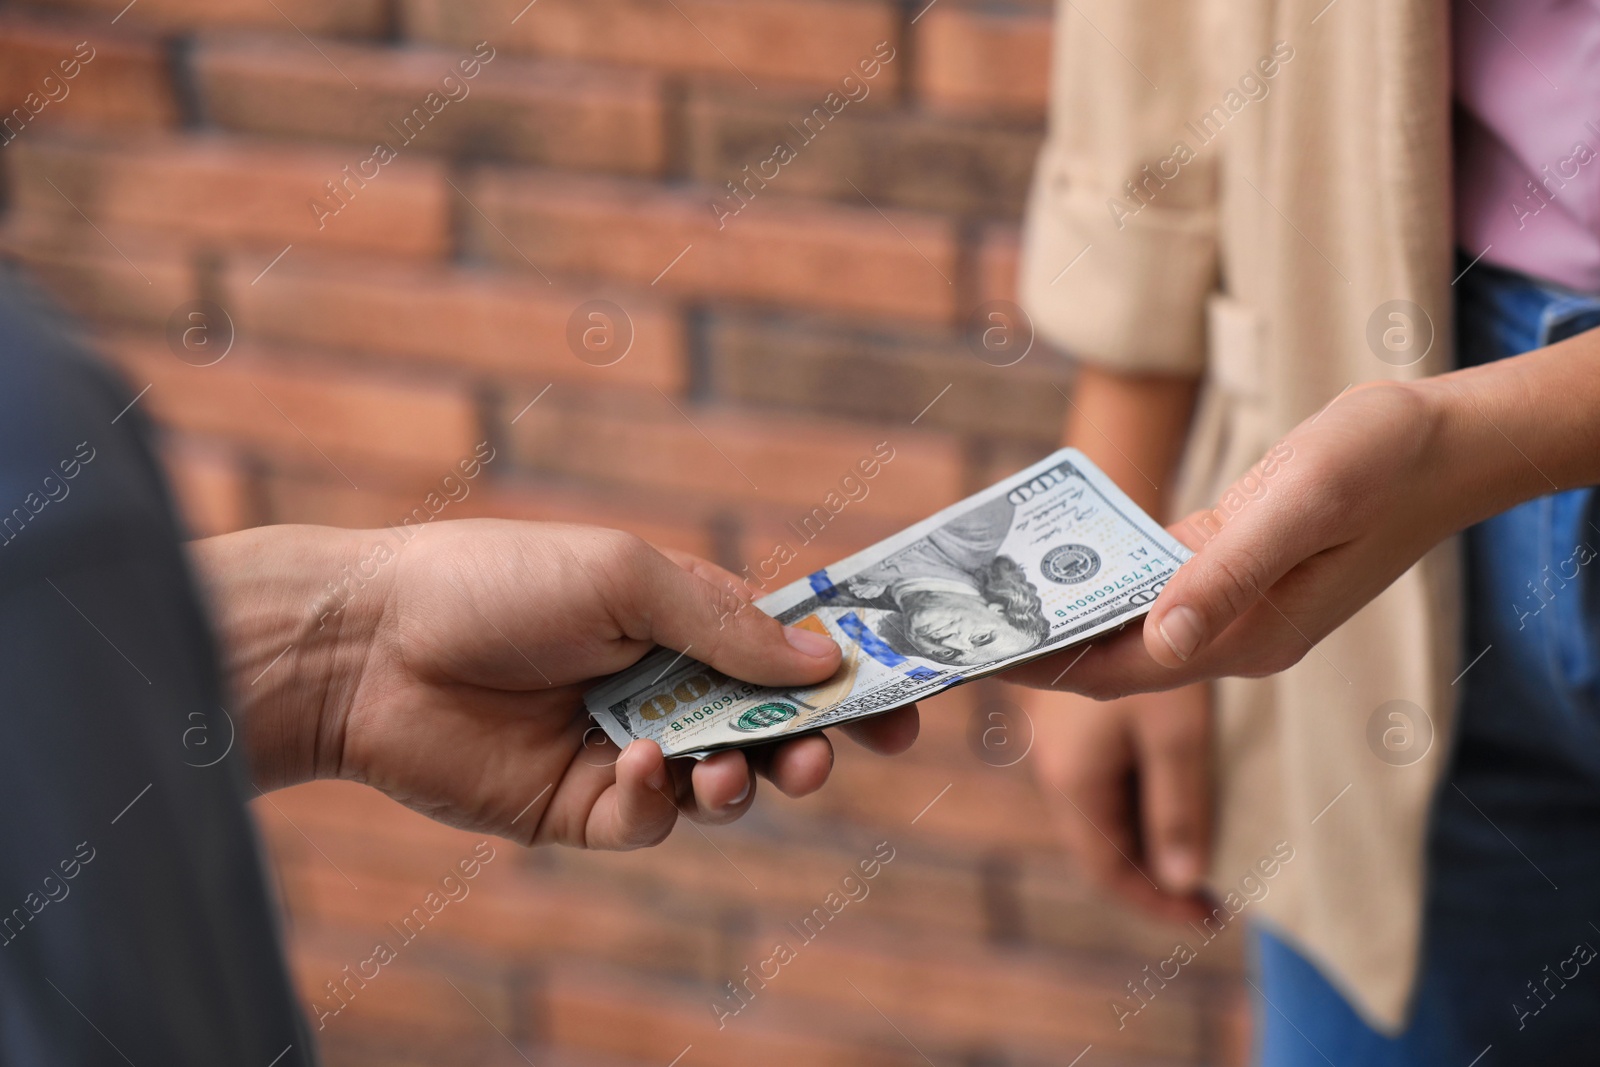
[
  {"x1": 224, "y1": 252, "x2": 686, "y2": 391},
  {"x1": 766, "y1": 932, "x2": 1207, "y2": 1060},
  {"x1": 308, "y1": 1032, "x2": 466, "y2": 1067},
  {"x1": 282, "y1": 858, "x2": 724, "y2": 981},
  {"x1": 0, "y1": 14, "x2": 178, "y2": 139},
  {"x1": 285, "y1": 933, "x2": 514, "y2": 1041},
  {"x1": 99, "y1": 332, "x2": 479, "y2": 474},
  {"x1": 1017, "y1": 854, "x2": 1247, "y2": 974},
  {"x1": 502, "y1": 386, "x2": 964, "y2": 520},
  {"x1": 684, "y1": 87, "x2": 1042, "y2": 218},
  {"x1": 259, "y1": 779, "x2": 486, "y2": 881},
  {"x1": 966, "y1": 439, "x2": 1061, "y2": 497},
  {"x1": 553, "y1": 824, "x2": 991, "y2": 943},
  {"x1": 11, "y1": 0, "x2": 386, "y2": 36},
  {"x1": 706, "y1": 310, "x2": 1069, "y2": 441},
  {"x1": 195, "y1": 36, "x2": 665, "y2": 174},
  {"x1": 733, "y1": 508, "x2": 906, "y2": 593},
  {"x1": 914, "y1": 4, "x2": 1052, "y2": 120},
  {"x1": 976, "y1": 221, "x2": 1022, "y2": 304},
  {"x1": 0, "y1": 226, "x2": 195, "y2": 326},
  {"x1": 541, "y1": 967, "x2": 927, "y2": 1067},
  {"x1": 467, "y1": 168, "x2": 960, "y2": 324},
  {"x1": 9, "y1": 134, "x2": 450, "y2": 257},
  {"x1": 159, "y1": 435, "x2": 256, "y2": 535},
  {"x1": 777, "y1": 716, "x2": 1063, "y2": 852},
  {"x1": 400, "y1": 0, "x2": 902, "y2": 92},
  {"x1": 260, "y1": 470, "x2": 716, "y2": 558}
]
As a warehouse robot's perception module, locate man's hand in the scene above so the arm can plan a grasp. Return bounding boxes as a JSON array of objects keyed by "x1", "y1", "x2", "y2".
[
  {"x1": 1025, "y1": 684, "x2": 1213, "y2": 923},
  {"x1": 190, "y1": 520, "x2": 919, "y2": 851}
]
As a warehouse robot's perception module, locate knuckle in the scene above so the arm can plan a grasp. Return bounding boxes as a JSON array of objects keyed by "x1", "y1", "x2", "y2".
[
  {"x1": 1196, "y1": 550, "x2": 1264, "y2": 621},
  {"x1": 603, "y1": 529, "x2": 652, "y2": 570},
  {"x1": 1253, "y1": 643, "x2": 1309, "y2": 677},
  {"x1": 618, "y1": 824, "x2": 671, "y2": 852},
  {"x1": 591, "y1": 530, "x2": 654, "y2": 601}
]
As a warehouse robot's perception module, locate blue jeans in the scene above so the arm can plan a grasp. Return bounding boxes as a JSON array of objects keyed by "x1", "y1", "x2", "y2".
[{"x1": 1253, "y1": 259, "x2": 1600, "y2": 1065}]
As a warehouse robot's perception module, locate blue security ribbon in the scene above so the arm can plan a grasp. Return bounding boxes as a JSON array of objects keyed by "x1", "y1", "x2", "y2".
[
  {"x1": 837, "y1": 612, "x2": 906, "y2": 667},
  {"x1": 808, "y1": 569, "x2": 838, "y2": 600}
]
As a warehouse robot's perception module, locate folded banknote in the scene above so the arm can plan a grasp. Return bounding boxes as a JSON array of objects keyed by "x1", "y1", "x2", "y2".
[{"x1": 585, "y1": 449, "x2": 1190, "y2": 759}]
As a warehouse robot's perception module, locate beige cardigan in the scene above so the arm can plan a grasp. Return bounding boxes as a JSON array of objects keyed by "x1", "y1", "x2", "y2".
[{"x1": 1019, "y1": 0, "x2": 1460, "y2": 1031}]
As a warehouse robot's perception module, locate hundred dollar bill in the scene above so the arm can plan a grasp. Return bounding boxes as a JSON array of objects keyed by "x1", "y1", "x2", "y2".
[{"x1": 584, "y1": 449, "x2": 1190, "y2": 759}]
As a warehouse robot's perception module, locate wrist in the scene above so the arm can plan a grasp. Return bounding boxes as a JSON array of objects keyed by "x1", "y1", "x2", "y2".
[
  {"x1": 1414, "y1": 338, "x2": 1600, "y2": 533},
  {"x1": 187, "y1": 524, "x2": 393, "y2": 791}
]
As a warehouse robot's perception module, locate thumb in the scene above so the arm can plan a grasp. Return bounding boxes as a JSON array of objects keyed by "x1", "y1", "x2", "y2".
[
  {"x1": 624, "y1": 545, "x2": 842, "y2": 687},
  {"x1": 1145, "y1": 484, "x2": 1322, "y2": 668}
]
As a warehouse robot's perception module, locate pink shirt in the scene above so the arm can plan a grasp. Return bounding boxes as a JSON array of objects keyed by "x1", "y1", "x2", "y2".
[{"x1": 1454, "y1": 0, "x2": 1600, "y2": 292}]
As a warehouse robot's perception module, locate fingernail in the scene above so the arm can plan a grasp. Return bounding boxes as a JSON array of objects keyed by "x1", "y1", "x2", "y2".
[
  {"x1": 1157, "y1": 845, "x2": 1201, "y2": 890},
  {"x1": 784, "y1": 625, "x2": 837, "y2": 658},
  {"x1": 1157, "y1": 606, "x2": 1203, "y2": 663},
  {"x1": 728, "y1": 777, "x2": 751, "y2": 807}
]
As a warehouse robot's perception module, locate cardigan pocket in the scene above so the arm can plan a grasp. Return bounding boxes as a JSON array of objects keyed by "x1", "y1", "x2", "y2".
[
  {"x1": 1205, "y1": 293, "x2": 1265, "y2": 399},
  {"x1": 1173, "y1": 294, "x2": 1274, "y2": 519}
]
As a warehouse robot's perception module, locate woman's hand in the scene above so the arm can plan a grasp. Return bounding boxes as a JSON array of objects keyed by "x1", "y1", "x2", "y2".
[
  {"x1": 1015, "y1": 334, "x2": 1600, "y2": 696},
  {"x1": 1026, "y1": 682, "x2": 1214, "y2": 923}
]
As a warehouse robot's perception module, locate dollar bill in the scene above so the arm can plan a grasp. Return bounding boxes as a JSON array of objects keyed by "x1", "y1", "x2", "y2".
[{"x1": 584, "y1": 449, "x2": 1190, "y2": 759}]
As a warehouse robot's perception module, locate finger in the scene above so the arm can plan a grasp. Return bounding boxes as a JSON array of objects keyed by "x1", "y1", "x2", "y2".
[
  {"x1": 1142, "y1": 471, "x2": 1332, "y2": 668},
  {"x1": 617, "y1": 543, "x2": 842, "y2": 687},
  {"x1": 1005, "y1": 626, "x2": 1170, "y2": 697},
  {"x1": 686, "y1": 749, "x2": 756, "y2": 824},
  {"x1": 582, "y1": 740, "x2": 678, "y2": 850},
  {"x1": 1042, "y1": 721, "x2": 1140, "y2": 891},
  {"x1": 656, "y1": 547, "x2": 758, "y2": 602},
  {"x1": 1058, "y1": 773, "x2": 1212, "y2": 922},
  {"x1": 1033, "y1": 705, "x2": 1170, "y2": 911},
  {"x1": 836, "y1": 704, "x2": 920, "y2": 756},
  {"x1": 1130, "y1": 694, "x2": 1212, "y2": 893},
  {"x1": 1028, "y1": 693, "x2": 1211, "y2": 923},
  {"x1": 753, "y1": 732, "x2": 835, "y2": 798}
]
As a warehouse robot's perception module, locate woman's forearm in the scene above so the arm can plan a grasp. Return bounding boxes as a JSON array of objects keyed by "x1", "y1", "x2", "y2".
[
  {"x1": 1422, "y1": 327, "x2": 1600, "y2": 531},
  {"x1": 1062, "y1": 364, "x2": 1201, "y2": 517}
]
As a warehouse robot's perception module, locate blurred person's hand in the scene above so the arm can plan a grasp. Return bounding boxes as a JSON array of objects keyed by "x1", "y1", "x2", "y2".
[
  {"x1": 1027, "y1": 684, "x2": 1214, "y2": 923},
  {"x1": 1012, "y1": 340, "x2": 1600, "y2": 697},
  {"x1": 1022, "y1": 364, "x2": 1213, "y2": 921},
  {"x1": 191, "y1": 520, "x2": 919, "y2": 851}
]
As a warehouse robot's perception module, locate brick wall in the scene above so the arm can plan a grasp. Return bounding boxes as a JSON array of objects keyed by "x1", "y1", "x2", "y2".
[{"x1": 0, "y1": 1, "x2": 1249, "y2": 1063}]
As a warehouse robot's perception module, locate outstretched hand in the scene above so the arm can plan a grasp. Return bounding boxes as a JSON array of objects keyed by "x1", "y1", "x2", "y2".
[
  {"x1": 1011, "y1": 380, "x2": 1468, "y2": 696},
  {"x1": 193, "y1": 521, "x2": 919, "y2": 851}
]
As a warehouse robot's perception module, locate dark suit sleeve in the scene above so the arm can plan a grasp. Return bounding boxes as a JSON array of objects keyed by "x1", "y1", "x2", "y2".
[{"x1": 0, "y1": 266, "x2": 316, "y2": 1066}]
